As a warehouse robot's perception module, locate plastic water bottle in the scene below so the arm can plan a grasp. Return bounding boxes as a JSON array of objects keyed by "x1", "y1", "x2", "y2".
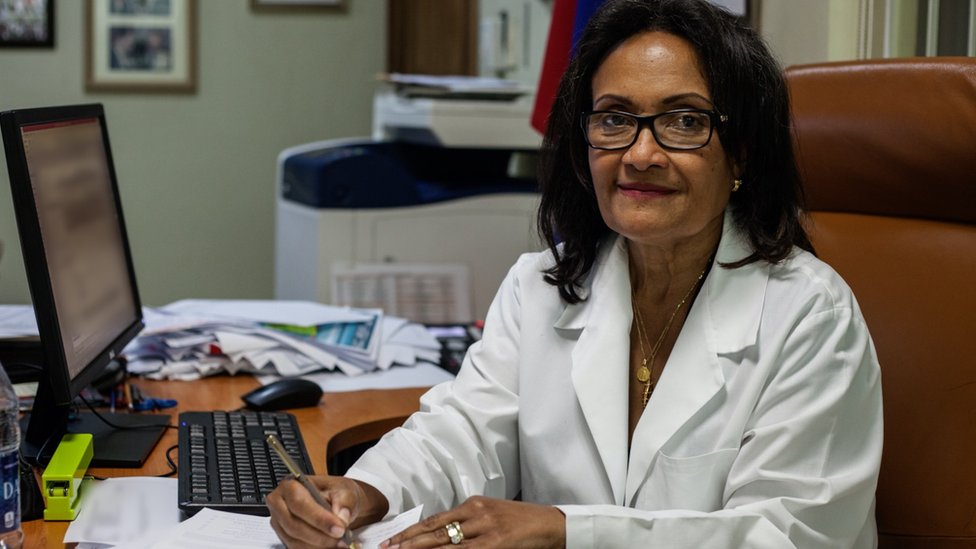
[{"x1": 0, "y1": 365, "x2": 22, "y2": 549}]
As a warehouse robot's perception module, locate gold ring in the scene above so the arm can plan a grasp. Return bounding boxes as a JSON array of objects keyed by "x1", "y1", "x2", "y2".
[{"x1": 445, "y1": 521, "x2": 464, "y2": 545}]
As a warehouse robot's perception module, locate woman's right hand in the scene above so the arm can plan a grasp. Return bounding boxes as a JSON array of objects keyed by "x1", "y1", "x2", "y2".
[{"x1": 267, "y1": 475, "x2": 389, "y2": 549}]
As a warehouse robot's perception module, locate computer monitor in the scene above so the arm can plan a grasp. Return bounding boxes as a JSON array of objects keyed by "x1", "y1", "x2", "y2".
[{"x1": 0, "y1": 103, "x2": 169, "y2": 467}]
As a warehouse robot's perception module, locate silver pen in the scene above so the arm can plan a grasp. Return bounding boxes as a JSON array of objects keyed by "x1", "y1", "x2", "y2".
[{"x1": 267, "y1": 434, "x2": 361, "y2": 549}]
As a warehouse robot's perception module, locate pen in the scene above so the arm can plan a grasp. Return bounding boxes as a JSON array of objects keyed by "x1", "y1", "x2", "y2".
[{"x1": 267, "y1": 435, "x2": 360, "y2": 549}]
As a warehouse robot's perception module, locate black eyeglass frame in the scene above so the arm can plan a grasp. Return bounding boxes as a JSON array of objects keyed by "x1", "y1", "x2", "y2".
[{"x1": 580, "y1": 108, "x2": 729, "y2": 151}]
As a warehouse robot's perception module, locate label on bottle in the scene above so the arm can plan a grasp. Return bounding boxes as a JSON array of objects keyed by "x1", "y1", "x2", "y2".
[{"x1": 0, "y1": 450, "x2": 19, "y2": 534}]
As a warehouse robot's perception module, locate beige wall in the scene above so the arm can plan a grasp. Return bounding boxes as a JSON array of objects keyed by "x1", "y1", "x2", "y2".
[
  {"x1": 0, "y1": 0, "x2": 386, "y2": 306},
  {"x1": 759, "y1": 0, "x2": 861, "y2": 67}
]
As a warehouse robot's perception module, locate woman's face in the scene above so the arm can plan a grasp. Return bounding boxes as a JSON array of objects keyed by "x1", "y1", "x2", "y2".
[{"x1": 587, "y1": 31, "x2": 737, "y2": 251}]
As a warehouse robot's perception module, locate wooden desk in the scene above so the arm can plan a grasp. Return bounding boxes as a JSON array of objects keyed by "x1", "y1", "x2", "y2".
[{"x1": 23, "y1": 376, "x2": 427, "y2": 549}]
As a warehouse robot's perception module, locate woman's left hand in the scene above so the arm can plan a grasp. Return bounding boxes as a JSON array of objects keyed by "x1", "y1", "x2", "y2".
[{"x1": 381, "y1": 496, "x2": 565, "y2": 548}]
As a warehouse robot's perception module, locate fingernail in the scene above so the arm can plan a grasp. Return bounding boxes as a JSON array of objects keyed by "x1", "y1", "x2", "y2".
[
  {"x1": 338, "y1": 507, "x2": 351, "y2": 524},
  {"x1": 330, "y1": 525, "x2": 346, "y2": 538}
]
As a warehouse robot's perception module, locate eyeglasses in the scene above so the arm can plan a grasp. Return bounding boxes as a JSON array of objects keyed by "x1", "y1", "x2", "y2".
[{"x1": 581, "y1": 108, "x2": 728, "y2": 151}]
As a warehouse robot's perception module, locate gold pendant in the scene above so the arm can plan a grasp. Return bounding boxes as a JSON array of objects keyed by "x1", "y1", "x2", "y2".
[
  {"x1": 642, "y1": 380, "x2": 656, "y2": 408},
  {"x1": 636, "y1": 365, "x2": 651, "y2": 383}
]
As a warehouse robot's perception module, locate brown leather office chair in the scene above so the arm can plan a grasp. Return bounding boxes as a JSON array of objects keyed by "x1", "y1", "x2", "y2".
[{"x1": 787, "y1": 58, "x2": 976, "y2": 548}]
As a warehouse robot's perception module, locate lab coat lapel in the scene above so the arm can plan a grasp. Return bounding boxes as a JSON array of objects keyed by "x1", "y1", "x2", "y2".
[
  {"x1": 558, "y1": 237, "x2": 631, "y2": 505},
  {"x1": 624, "y1": 281, "x2": 724, "y2": 503},
  {"x1": 624, "y1": 212, "x2": 767, "y2": 503}
]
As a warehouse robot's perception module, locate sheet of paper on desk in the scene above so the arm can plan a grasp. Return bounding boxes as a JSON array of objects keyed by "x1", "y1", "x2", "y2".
[
  {"x1": 106, "y1": 505, "x2": 423, "y2": 549},
  {"x1": 113, "y1": 507, "x2": 283, "y2": 549},
  {"x1": 266, "y1": 362, "x2": 455, "y2": 393},
  {"x1": 355, "y1": 504, "x2": 424, "y2": 548},
  {"x1": 64, "y1": 477, "x2": 180, "y2": 547},
  {"x1": 0, "y1": 304, "x2": 37, "y2": 337}
]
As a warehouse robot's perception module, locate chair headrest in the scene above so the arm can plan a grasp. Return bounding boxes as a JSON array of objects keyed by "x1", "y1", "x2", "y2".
[{"x1": 787, "y1": 57, "x2": 976, "y2": 225}]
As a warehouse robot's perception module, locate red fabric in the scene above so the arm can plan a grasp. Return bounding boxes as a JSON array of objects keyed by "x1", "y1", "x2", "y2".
[{"x1": 530, "y1": 0, "x2": 577, "y2": 134}]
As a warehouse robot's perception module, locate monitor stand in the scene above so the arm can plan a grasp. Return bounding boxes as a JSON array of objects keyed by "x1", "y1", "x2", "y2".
[
  {"x1": 27, "y1": 412, "x2": 170, "y2": 468},
  {"x1": 20, "y1": 381, "x2": 170, "y2": 468}
]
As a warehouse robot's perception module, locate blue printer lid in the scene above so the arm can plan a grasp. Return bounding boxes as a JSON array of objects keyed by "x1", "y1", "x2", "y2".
[{"x1": 281, "y1": 142, "x2": 537, "y2": 209}]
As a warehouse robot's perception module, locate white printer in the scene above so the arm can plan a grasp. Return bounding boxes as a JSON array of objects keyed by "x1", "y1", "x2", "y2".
[{"x1": 273, "y1": 97, "x2": 542, "y2": 323}]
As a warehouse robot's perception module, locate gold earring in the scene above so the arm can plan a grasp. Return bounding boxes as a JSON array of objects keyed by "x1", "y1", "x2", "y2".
[{"x1": 731, "y1": 178, "x2": 742, "y2": 192}]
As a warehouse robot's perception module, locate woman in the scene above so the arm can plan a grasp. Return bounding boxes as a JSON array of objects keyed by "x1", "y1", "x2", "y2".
[{"x1": 268, "y1": 1, "x2": 883, "y2": 547}]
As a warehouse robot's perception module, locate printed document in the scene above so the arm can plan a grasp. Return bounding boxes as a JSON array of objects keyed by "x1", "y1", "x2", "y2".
[{"x1": 97, "y1": 504, "x2": 423, "y2": 549}]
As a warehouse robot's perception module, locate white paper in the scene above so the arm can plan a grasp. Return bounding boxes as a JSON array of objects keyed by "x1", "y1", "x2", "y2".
[
  {"x1": 380, "y1": 315, "x2": 410, "y2": 341},
  {"x1": 162, "y1": 299, "x2": 373, "y2": 328},
  {"x1": 354, "y1": 504, "x2": 424, "y2": 549},
  {"x1": 377, "y1": 343, "x2": 416, "y2": 370},
  {"x1": 64, "y1": 477, "x2": 181, "y2": 546},
  {"x1": 108, "y1": 505, "x2": 424, "y2": 549},
  {"x1": 414, "y1": 348, "x2": 443, "y2": 364},
  {"x1": 385, "y1": 72, "x2": 531, "y2": 94},
  {"x1": 113, "y1": 507, "x2": 284, "y2": 549},
  {"x1": 125, "y1": 357, "x2": 165, "y2": 374},
  {"x1": 244, "y1": 326, "x2": 351, "y2": 374},
  {"x1": 0, "y1": 304, "x2": 38, "y2": 337},
  {"x1": 141, "y1": 307, "x2": 245, "y2": 335},
  {"x1": 386, "y1": 319, "x2": 441, "y2": 350},
  {"x1": 163, "y1": 333, "x2": 215, "y2": 348},
  {"x1": 214, "y1": 331, "x2": 281, "y2": 354},
  {"x1": 280, "y1": 363, "x2": 455, "y2": 392},
  {"x1": 253, "y1": 350, "x2": 305, "y2": 377},
  {"x1": 144, "y1": 358, "x2": 228, "y2": 381}
]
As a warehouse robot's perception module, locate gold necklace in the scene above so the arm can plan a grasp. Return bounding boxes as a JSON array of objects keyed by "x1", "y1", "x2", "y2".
[{"x1": 632, "y1": 264, "x2": 709, "y2": 408}]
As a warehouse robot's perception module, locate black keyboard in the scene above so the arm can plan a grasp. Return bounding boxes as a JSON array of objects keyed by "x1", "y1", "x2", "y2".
[{"x1": 178, "y1": 410, "x2": 315, "y2": 516}]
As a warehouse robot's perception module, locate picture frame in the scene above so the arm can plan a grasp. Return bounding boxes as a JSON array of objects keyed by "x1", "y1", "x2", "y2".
[
  {"x1": 85, "y1": 0, "x2": 197, "y2": 93},
  {"x1": 250, "y1": 0, "x2": 345, "y2": 11},
  {"x1": 0, "y1": 0, "x2": 54, "y2": 48}
]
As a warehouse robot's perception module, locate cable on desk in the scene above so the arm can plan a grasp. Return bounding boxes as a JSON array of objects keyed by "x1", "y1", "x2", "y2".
[
  {"x1": 163, "y1": 444, "x2": 179, "y2": 477},
  {"x1": 78, "y1": 392, "x2": 177, "y2": 431}
]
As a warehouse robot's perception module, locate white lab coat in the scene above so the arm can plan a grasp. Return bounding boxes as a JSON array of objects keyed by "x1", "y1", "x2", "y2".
[{"x1": 347, "y1": 211, "x2": 883, "y2": 548}]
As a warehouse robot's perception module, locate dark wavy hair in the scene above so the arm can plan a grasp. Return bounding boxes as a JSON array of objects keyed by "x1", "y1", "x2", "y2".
[{"x1": 537, "y1": 0, "x2": 812, "y2": 304}]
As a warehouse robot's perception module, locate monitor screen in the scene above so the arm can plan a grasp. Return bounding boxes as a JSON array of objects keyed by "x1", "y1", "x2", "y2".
[
  {"x1": 20, "y1": 115, "x2": 138, "y2": 381},
  {"x1": 1, "y1": 103, "x2": 168, "y2": 467}
]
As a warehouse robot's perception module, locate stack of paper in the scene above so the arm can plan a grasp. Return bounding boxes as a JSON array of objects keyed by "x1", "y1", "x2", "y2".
[
  {"x1": 125, "y1": 300, "x2": 443, "y2": 382},
  {"x1": 381, "y1": 73, "x2": 532, "y2": 100}
]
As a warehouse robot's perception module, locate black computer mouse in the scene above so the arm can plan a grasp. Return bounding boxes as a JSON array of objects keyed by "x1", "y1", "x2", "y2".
[{"x1": 241, "y1": 378, "x2": 324, "y2": 411}]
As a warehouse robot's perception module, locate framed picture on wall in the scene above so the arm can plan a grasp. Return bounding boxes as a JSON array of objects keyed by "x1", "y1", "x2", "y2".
[
  {"x1": 0, "y1": 0, "x2": 54, "y2": 48},
  {"x1": 85, "y1": 0, "x2": 197, "y2": 93}
]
